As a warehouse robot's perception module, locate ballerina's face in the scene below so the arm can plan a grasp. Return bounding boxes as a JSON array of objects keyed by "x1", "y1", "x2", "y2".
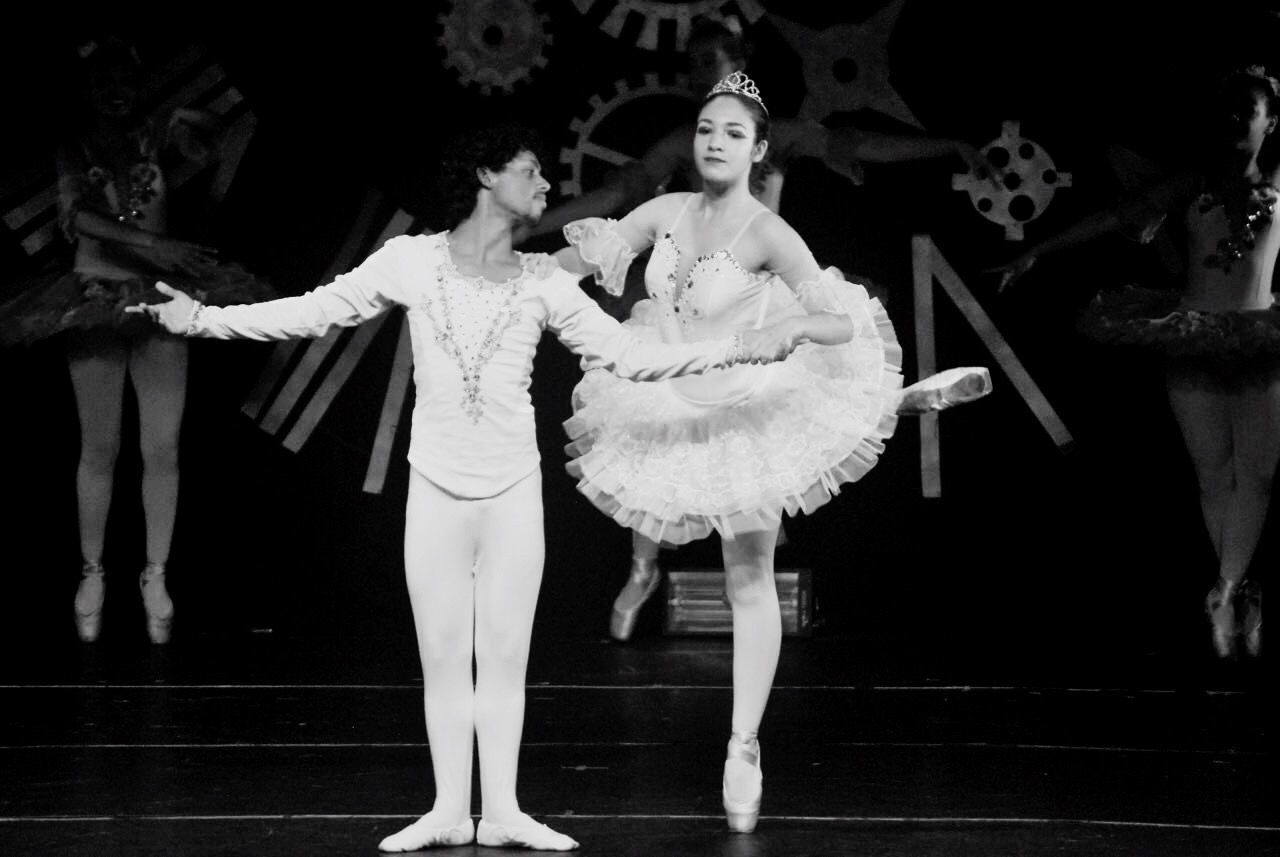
[
  {"x1": 694, "y1": 95, "x2": 767, "y2": 185},
  {"x1": 1218, "y1": 85, "x2": 1276, "y2": 155},
  {"x1": 87, "y1": 60, "x2": 141, "y2": 120}
]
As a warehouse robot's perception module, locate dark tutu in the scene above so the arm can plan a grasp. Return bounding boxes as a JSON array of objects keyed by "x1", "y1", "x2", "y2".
[
  {"x1": 1077, "y1": 285, "x2": 1280, "y2": 372},
  {"x1": 0, "y1": 263, "x2": 274, "y2": 347}
]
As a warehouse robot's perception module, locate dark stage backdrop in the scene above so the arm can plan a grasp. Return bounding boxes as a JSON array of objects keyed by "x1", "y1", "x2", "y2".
[{"x1": 1, "y1": 2, "x2": 1277, "y2": 672}]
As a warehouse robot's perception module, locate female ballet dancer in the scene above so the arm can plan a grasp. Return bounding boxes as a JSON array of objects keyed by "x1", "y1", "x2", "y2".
[
  {"x1": 129, "y1": 123, "x2": 796, "y2": 850},
  {"x1": 0, "y1": 37, "x2": 267, "y2": 643},
  {"x1": 998, "y1": 66, "x2": 1280, "y2": 660},
  {"x1": 531, "y1": 17, "x2": 997, "y2": 643},
  {"x1": 554, "y1": 72, "x2": 990, "y2": 831}
]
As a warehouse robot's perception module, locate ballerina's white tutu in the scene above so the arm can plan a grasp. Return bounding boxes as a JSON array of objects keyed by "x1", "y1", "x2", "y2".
[{"x1": 561, "y1": 199, "x2": 903, "y2": 545}]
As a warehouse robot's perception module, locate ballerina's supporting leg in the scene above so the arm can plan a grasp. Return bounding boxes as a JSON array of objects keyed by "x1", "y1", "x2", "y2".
[
  {"x1": 131, "y1": 333, "x2": 187, "y2": 643},
  {"x1": 1167, "y1": 367, "x2": 1280, "y2": 658},
  {"x1": 720, "y1": 525, "x2": 782, "y2": 833},
  {"x1": 67, "y1": 331, "x2": 128, "y2": 642}
]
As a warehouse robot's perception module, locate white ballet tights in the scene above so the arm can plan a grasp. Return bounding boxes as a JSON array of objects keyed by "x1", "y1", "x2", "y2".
[
  {"x1": 722, "y1": 525, "x2": 782, "y2": 739},
  {"x1": 393, "y1": 467, "x2": 551, "y2": 840}
]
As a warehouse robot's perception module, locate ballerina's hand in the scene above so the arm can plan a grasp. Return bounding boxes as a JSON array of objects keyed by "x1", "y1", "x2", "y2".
[
  {"x1": 739, "y1": 319, "x2": 803, "y2": 364},
  {"x1": 125, "y1": 282, "x2": 198, "y2": 334},
  {"x1": 986, "y1": 253, "x2": 1037, "y2": 293}
]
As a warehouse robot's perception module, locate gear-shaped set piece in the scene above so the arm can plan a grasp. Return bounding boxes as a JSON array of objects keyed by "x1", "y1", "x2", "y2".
[
  {"x1": 437, "y1": 0, "x2": 553, "y2": 95},
  {"x1": 558, "y1": 72, "x2": 697, "y2": 197},
  {"x1": 953, "y1": 120, "x2": 1072, "y2": 240},
  {"x1": 571, "y1": 0, "x2": 764, "y2": 51}
]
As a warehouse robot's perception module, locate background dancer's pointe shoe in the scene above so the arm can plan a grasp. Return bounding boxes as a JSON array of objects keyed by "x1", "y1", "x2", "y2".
[
  {"x1": 74, "y1": 561, "x2": 105, "y2": 642},
  {"x1": 377, "y1": 816, "x2": 474, "y2": 851},
  {"x1": 722, "y1": 733, "x2": 763, "y2": 833},
  {"x1": 1240, "y1": 580, "x2": 1262, "y2": 659},
  {"x1": 896, "y1": 367, "x2": 993, "y2": 416},
  {"x1": 139, "y1": 563, "x2": 174, "y2": 645},
  {"x1": 609, "y1": 559, "x2": 661, "y2": 641},
  {"x1": 476, "y1": 818, "x2": 579, "y2": 850},
  {"x1": 1205, "y1": 578, "x2": 1239, "y2": 660}
]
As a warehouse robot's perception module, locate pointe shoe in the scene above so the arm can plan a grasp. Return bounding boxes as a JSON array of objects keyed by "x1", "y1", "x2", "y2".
[
  {"x1": 609, "y1": 558, "x2": 662, "y2": 641},
  {"x1": 722, "y1": 733, "x2": 763, "y2": 833},
  {"x1": 896, "y1": 366, "x2": 993, "y2": 416},
  {"x1": 1240, "y1": 580, "x2": 1262, "y2": 659},
  {"x1": 476, "y1": 818, "x2": 579, "y2": 850},
  {"x1": 139, "y1": 563, "x2": 173, "y2": 645},
  {"x1": 74, "y1": 561, "x2": 105, "y2": 642},
  {"x1": 1206, "y1": 578, "x2": 1239, "y2": 660},
  {"x1": 377, "y1": 816, "x2": 474, "y2": 851}
]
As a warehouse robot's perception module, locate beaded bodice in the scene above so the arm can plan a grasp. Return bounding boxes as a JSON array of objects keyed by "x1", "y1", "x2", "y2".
[
  {"x1": 422, "y1": 240, "x2": 535, "y2": 422},
  {"x1": 642, "y1": 198, "x2": 772, "y2": 345}
]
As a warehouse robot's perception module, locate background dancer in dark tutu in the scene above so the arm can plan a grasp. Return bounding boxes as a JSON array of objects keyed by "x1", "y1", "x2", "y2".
[
  {"x1": 0, "y1": 37, "x2": 271, "y2": 644},
  {"x1": 998, "y1": 66, "x2": 1280, "y2": 660}
]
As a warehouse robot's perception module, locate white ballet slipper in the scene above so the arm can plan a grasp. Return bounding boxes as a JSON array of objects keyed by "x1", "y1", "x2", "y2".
[
  {"x1": 377, "y1": 816, "x2": 474, "y2": 851},
  {"x1": 476, "y1": 818, "x2": 579, "y2": 850}
]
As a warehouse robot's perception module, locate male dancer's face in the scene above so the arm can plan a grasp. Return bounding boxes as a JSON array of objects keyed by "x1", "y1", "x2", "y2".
[{"x1": 489, "y1": 151, "x2": 551, "y2": 223}]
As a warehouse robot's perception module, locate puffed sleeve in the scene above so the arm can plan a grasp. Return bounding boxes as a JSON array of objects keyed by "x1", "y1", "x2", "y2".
[
  {"x1": 190, "y1": 235, "x2": 415, "y2": 340},
  {"x1": 540, "y1": 268, "x2": 741, "y2": 380},
  {"x1": 562, "y1": 217, "x2": 637, "y2": 297},
  {"x1": 794, "y1": 267, "x2": 875, "y2": 315}
]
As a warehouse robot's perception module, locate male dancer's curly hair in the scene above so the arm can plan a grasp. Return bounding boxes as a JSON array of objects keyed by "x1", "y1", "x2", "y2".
[{"x1": 438, "y1": 123, "x2": 549, "y2": 228}]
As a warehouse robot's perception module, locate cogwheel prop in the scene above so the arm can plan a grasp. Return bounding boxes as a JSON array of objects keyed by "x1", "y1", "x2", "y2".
[
  {"x1": 952, "y1": 120, "x2": 1072, "y2": 241},
  {"x1": 437, "y1": 0, "x2": 553, "y2": 95},
  {"x1": 769, "y1": 2, "x2": 922, "y2": 128},
  {"x1": 570, "y1": 0, "x2": 764, "y2": 51},
  {"x1": 559, "y1": 72, "x2": 697, "y2": 197}
]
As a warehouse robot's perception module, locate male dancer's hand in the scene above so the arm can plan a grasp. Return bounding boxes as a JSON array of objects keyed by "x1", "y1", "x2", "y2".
[{"x1": 125, "y1": 281, "x2": 199, "y2": 335}]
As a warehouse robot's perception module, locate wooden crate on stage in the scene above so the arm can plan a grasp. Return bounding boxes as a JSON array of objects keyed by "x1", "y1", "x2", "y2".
[{"x1": 663, "y1": 569, "x2": 813, "y2": 637}]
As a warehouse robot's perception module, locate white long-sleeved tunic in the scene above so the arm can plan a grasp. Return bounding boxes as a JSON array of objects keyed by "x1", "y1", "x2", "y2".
[{"x1": 190, "y1": 232, "x2": 738, "y2": 498}]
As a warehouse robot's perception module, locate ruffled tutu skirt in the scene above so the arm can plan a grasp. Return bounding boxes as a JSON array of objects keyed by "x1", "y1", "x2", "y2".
[
  {"x1": 0, "y1": 262, "x2": 274, "y2": 347},
  {"x1": 1077, "y1": 285, "x2": 1280, "y2": 373},
  {"x1": 563, "y1": 279, "x2": 903, "y2": 545}
]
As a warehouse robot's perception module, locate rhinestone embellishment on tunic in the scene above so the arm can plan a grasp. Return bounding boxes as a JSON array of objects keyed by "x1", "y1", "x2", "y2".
[{"x1": 423, "y1": 247, "x2": 531, "y2": 422}]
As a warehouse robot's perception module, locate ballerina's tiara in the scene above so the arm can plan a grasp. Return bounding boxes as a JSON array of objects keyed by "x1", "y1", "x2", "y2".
[{"x1": 707, "y1": 71, "x2": 768, "y2": 114}]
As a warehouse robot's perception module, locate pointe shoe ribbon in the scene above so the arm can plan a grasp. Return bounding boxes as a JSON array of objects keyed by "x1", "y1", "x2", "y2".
[
  {"x1": 377, "y1": 816, "x2": 474, "y2": 851},
  {"x1": 722, "y1": 735, "x2": 763, "y2": 834},
  {"x1": 896, "y1": 366, "x2": 993, "y2": 416},
  {"x1": 476, "y1": 818, "x2": 579, "y2": 850}
]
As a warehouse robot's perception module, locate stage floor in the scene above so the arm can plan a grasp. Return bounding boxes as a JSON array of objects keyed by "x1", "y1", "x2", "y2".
[{"x1": 1, "y1": 617, "x2": 1276, "y2": 857}]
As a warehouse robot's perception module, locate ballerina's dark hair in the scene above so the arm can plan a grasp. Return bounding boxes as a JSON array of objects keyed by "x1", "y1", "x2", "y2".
[{"x1": 1219, "y1": 65, "x2": 1280, "y2": 115}]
